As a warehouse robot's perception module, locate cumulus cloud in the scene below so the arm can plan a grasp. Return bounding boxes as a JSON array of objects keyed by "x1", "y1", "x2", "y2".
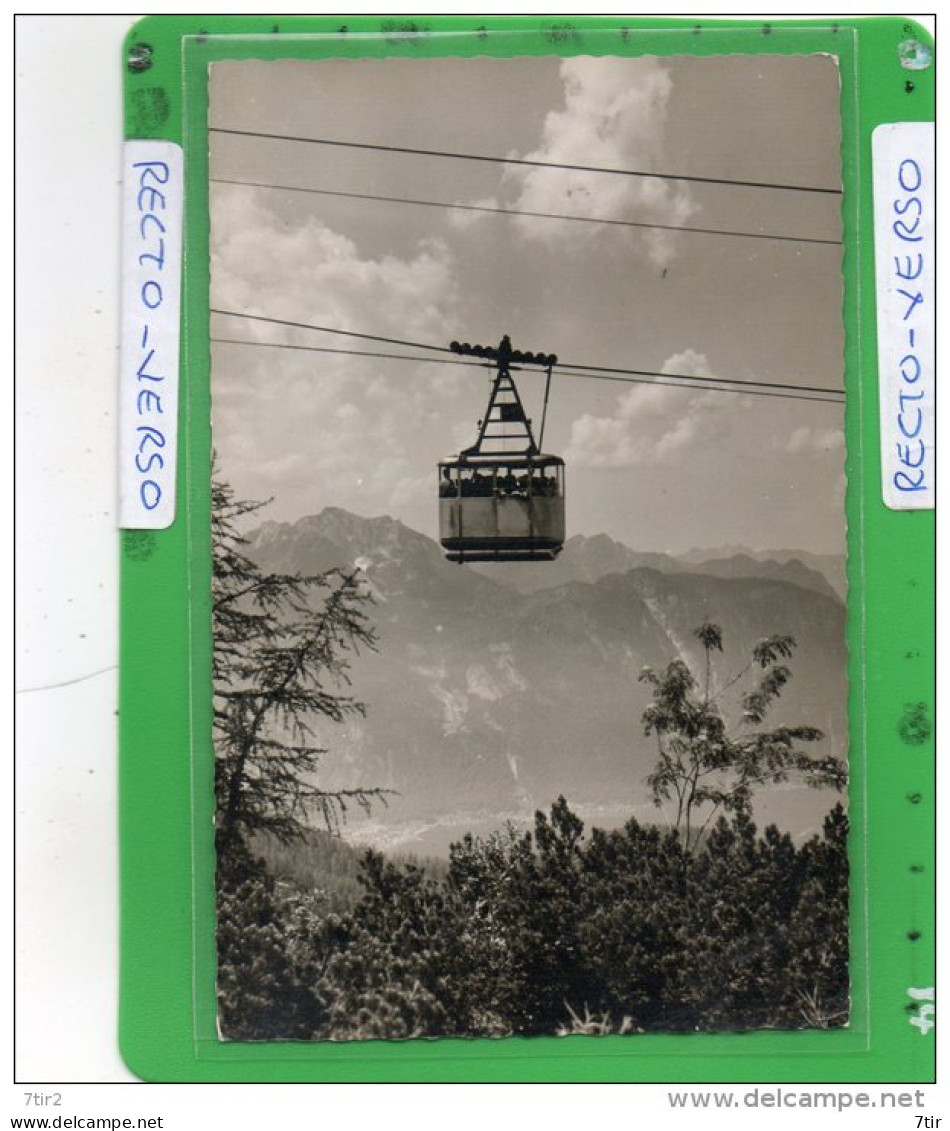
[
  {"x1": 501, "y1": 58, "x2": 697, "y2": 265},
  {"x1": 786, "y1": 425, "x2": 845, "y2": 454},
  {"x1": 566, "y1": 349, "x2": 738, "y2": 469},
  {"x1": 209, "y1": 185, "x2": 466, "y2": 527},
  {"x1": 211, "y1": 187, "x2": 457, "y2": 347},
  {"x1": 446, "y1": 196, "x2": 502, "y2": 230}
]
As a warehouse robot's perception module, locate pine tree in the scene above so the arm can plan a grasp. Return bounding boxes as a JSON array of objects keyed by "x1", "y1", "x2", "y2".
[
  {"x1": 211, "y1": 473, "x2": 388, "y2": 878},
  {"x1": 579, "y1": 817, "x2": 693, "y2": 1030},
  {"x1": 217, "y1": 874, "x2": 331, "y2": 1039},
  {"x1": 324, "y1": 851, "x2": 460, "y2": 1039},
  {"x1": 640, "y1": 623, "x2": 846, "y2": 851},
  {"x1": 304, "y1": 796, "x2": 848, "y2": 1040},
  {"x1": 781, "y1": 804, "x2": 850, "y2": 1028}
]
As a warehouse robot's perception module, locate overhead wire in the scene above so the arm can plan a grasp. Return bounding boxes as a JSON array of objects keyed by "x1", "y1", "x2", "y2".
[
  {"x1": 550, "y1": 358, "x2": 838, "y2": 397},
  {"x1": 210, "y1": 310, "x2": 845, "y2": 400},
  {"x1": 209, "y1": 129, "x2": 843, "y2": 397},
  {"x1": 209, "y1": 126, "x2": 843, "y2": 196},
  {"x1": 554, "y1": 367, "x2": 841, "y2": 406},
  {"x1": 210, "y1": 307, "x2": 455, "y2": 354},
  {"x1": 211, "y1": 336, "x2": 488, "y2": 371},
  {"x1": 208, "y1": 128, "x2": 844, "y2": 417},
  {"x1": 211, "y1": 176, "x2": 842, "y2": 248},
  {"x1": 210, "y1": 331, "x2": 845, "y2": 406}
]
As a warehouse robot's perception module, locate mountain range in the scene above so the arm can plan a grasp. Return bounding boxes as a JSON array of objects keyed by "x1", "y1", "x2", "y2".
[
  {"x1": 245, "y1": 509, "x2": 849, "y2": 855},
  {"x1": 471, "y1": 533, "x2": 845, "y2": 601}
]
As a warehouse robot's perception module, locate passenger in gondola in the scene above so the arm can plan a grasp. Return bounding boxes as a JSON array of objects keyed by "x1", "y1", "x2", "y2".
[
  {"x1": 534, "y1": 469, "x2": 553, "y2": 496},
  {"x1": 440, "y1": 467, "x2": 456, "y2": 497}
]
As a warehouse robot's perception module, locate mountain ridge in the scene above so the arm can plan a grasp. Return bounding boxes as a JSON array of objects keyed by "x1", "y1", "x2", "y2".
[{"x1": 240, "y1": 508, "x2": 849, "y2": 855}]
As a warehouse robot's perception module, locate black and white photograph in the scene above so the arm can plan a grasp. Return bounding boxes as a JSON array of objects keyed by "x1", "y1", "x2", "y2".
[{"x1": 208, "y1": 52, "x2": 849, "y2": 1043}]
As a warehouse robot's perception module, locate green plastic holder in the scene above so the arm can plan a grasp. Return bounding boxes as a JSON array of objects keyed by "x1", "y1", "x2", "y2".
[{"x1": 119, "y1": 14, "x2": 935, "y2": 1082}]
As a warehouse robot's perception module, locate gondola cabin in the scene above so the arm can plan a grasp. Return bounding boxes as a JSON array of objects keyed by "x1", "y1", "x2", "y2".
[
  {"x1": 439, "y1": 334, "x2": 565, "y2": 563},
  {"x1": 438, "y1": 455, "x2": 565, "y2": 563}
]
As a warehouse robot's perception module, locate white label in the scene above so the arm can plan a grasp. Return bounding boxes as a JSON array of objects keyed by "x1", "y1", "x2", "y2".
[
  {"x1": 872, "y1": 123, "x2": 935, "y2": 510},
  {"x1": 119, "y1": 140, "x2": 184, "y2": 528}
]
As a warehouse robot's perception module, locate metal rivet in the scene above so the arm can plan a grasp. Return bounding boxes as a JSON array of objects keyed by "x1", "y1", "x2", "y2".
[
  {"x1": 127, "y1": 43, "x2": 153, "y2": 73},
  {"x1": 898, "y1": 39, "x2": 933, "y2": 71}
]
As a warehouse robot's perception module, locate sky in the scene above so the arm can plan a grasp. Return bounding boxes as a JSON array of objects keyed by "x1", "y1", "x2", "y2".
[{"x1": 209, "y1": 53, "x2": 846, "y2": 556}]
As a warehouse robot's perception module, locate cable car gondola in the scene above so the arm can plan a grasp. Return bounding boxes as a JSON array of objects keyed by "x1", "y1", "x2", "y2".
[{"x1": 438, "y1": 335, "x2": 565, "y2": 564}]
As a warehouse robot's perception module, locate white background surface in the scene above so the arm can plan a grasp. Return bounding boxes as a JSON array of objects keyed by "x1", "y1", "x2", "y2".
[
  {"x1": 16, "y1": 14, "x2": 130, "y2": 1083},
  {"x1": 12, "y1": 8, "x2": 943, "y2": 1124}
]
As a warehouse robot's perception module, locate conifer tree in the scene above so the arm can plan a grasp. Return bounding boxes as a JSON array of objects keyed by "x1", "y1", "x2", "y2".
[{"x1": 211, "y1": 473, "x2": 387, "y2": 878}]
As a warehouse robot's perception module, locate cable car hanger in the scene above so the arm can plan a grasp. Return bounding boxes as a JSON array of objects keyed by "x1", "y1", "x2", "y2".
[
  {"x1": 449, "y1": 334, "x2": 558, "y2": 456},
  {"x1": 439, "y1": 335, "x2": 565, "y2": 565}
]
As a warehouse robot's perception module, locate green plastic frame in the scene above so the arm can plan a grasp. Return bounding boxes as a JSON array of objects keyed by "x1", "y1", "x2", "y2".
[{"x1": 119, "y1": 14, "x2": 935, "y2": 1082}]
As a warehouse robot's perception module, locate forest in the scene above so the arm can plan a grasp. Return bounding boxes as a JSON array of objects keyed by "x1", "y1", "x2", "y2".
[{"x1": 219, "y1": 799, "x2": 848, "y2": 1041}]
